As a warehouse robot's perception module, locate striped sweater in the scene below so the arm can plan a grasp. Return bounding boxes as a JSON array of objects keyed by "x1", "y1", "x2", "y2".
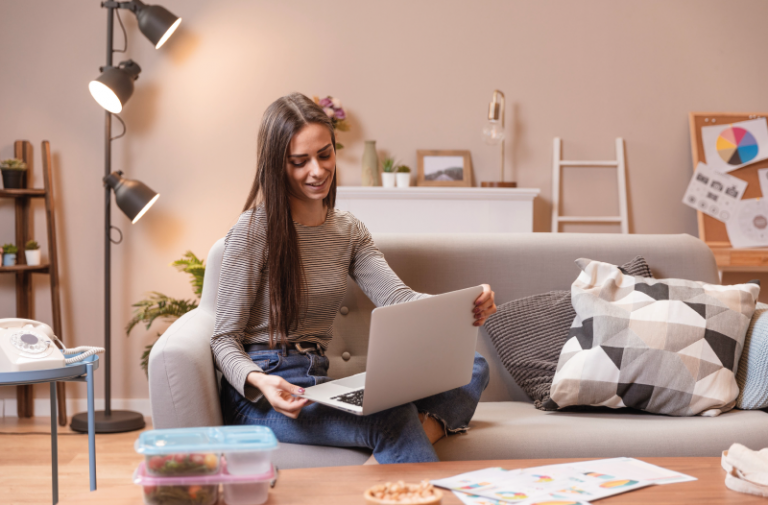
[{"x1": 212, "y1": 206, "x2": 429, "y2": 399}]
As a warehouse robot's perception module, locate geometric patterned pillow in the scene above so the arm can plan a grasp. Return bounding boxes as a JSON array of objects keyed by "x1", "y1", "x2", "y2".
[{"x1": 546, "y1": 258, "x2": 760, "y2": 417}]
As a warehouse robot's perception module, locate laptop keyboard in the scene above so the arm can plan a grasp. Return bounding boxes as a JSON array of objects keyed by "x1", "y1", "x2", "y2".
[{"x1": 331, "y1": 389, "x2": 364, "y2": 407}]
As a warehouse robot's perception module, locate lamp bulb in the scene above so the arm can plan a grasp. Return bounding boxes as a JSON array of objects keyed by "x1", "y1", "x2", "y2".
[{"x1": 482, "y1": 120, "x2": 505, "y2": 145}]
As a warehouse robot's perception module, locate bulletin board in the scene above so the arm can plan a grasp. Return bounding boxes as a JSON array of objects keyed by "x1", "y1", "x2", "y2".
[{"x1": 689, "y1": 112, "x2": 768, "y2": 269}]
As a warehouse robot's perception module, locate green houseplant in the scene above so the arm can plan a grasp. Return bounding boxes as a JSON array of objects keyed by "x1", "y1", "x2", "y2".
[
  {"x1": 0, "y1": 158, "x2": 28, "y2": 189},
  {"x1": 381, "y1": 157, "x2": 397, "y2": 188},
  {"x1": 126, "y1": 251, "x2": 205, "y2": 375},
  {"x1": 2, "y1": 243, "x2": 18, "y2": 266},
  {"x1": 396, "y1": 165, "x2": 411, "y2": 188},
  {"x1": 25, "y1": 240, "x2": 41, "y2": 266}
]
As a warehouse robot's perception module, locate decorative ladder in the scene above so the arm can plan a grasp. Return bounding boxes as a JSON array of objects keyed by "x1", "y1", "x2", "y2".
[
  {"x1": 551, "y1": 137, "x2": 629, "y2": 234},
  {"x1": 0, "y1": 140, "x2": 66, "y2": 424}
]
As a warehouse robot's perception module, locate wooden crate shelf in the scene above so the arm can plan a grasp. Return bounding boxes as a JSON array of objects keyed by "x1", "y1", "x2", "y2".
[
  {"x1": 0, "y1": 189, "x2": 46, "y2": 198},
  {"x1": 0, "y1": 264, "x2": 50, "y2": 273}
]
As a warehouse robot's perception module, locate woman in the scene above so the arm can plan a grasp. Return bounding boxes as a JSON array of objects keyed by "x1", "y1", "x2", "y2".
[{"x1": 212, "y1": 93, "x2": 497, "y2": 464}]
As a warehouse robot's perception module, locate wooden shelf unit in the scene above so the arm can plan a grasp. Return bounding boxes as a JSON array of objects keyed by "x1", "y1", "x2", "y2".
[{"x1": 2, "y1": 140, "x2": 65, "y2": 423}]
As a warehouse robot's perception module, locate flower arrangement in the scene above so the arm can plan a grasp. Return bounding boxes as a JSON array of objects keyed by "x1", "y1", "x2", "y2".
[{"x1": 314, "y1": 95, "x2": 349, "y2": 150}]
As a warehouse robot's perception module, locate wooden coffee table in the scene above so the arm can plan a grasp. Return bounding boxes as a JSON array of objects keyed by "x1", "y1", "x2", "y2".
[{"x1": 57, "y1": 457, "x2": 761, "y2": 505}]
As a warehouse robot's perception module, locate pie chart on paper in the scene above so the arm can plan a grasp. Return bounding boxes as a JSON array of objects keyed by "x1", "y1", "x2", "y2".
[{"x1": 717, "y1": 126, "x2": 759, "y2": 166}]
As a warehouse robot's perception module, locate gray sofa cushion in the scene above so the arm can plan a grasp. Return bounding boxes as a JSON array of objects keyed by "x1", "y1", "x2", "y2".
[
  {"x1": 485, "y1": 256, "x2": 652, "y2": 409},
  {"x1": 434, "y1": 402, "x2": 768, "y2": 460}
]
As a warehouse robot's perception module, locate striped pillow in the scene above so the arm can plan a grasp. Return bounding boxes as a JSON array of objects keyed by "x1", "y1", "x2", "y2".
[
  {"x1": 736, "y1": 302, "x2": 768, "y2": 410},
  {"x1": 485, "y1": 256, "x2": 652, "y2": 409}
]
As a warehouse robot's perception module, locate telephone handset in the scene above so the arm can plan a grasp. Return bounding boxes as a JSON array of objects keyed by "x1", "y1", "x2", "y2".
[{"x1": 0, "y1": 318, "x2": 104, "y2": 373}]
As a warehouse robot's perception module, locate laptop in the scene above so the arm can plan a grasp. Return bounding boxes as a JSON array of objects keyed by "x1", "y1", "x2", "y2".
[{"x1": 299, "y1": 285, "x2": 483, "y2": 416}]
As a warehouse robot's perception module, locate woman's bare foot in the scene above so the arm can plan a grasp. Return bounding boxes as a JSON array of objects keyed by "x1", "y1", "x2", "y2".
[{"x1": 419, "y1": 413, "x2": 445, "y2": 445}]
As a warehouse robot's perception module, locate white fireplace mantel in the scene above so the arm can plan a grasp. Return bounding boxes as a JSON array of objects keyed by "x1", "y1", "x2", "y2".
[{"x1": 335, "y1": 186, "x2": 540, "y2": 234}]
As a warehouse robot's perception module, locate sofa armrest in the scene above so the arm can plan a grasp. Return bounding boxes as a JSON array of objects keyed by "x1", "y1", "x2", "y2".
[{"x1": 148, "y1": 308, "x2": 223, "y2": 428}]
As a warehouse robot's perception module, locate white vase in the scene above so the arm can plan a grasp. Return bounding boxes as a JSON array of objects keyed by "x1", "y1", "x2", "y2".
[
  {"x1": 396, "y1": 173, "x2": 411, "y2": 188},
  {"x1": 2, "y1": 253, "x2": 16, "y2": 266},
  {"x1": 25, "y1": 249, "x2": 41, "y2": 266},
  {"x1": 381, "y1": 172, "x2": 396, "y2": 188}
]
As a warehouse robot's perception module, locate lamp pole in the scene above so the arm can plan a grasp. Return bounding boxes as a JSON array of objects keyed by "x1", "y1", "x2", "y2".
[
  {"x1": 71, "y1": 3, "x2": 147, "y2": 433},
  {"x1": 104, "y1": 1, "x2": 114, "y2": 418}
]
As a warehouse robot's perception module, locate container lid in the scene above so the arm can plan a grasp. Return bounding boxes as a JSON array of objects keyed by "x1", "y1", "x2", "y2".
[
  {"x1": 133, "y1": 459, "x2": 275, "y2": 486},
  {"x1": 135, "y1": 426, "x2": 278, "y2": 455}
]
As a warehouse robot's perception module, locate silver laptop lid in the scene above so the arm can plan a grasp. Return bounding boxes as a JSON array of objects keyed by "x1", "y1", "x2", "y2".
[{"x1": 361, "y1": 285, "x2": 483, "y2": 414}]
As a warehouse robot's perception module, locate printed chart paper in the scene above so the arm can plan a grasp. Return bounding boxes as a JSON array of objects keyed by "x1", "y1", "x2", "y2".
[
  {"x1": 725, "y1": 198, "x2": 768, "y2": 248},
  {"x1": 682, "y1": 162, "x2": 747, "y2": 222},
  {"x1": 434, "y1": 459, "x2": 695, "y2": 505},
  {"x1": 432, "y1": 465, "x2": 650, "y2": 504},
  {"x1": 701, "y1": 118, "x2": 768, "y2": 173},
  {"x1": 452, "y1": 490, "x2": 591, "y2": 505},
  {"x1": 758, "y1": 168, "x2": 768, "y2": 197}
]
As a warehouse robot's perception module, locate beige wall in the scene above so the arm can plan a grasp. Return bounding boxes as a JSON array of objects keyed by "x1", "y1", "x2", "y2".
[{"x1": 2, "y1": 0, "x2": 768, "y2": 406}]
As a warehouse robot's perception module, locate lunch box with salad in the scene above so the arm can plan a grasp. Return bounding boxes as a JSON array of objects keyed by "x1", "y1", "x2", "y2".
[
  {"x1": 134, "y1": 459, "x2": 275, "y2": 505},
  {"x1": 135, "y1": 426, "x2": 278, "y2": 477}
]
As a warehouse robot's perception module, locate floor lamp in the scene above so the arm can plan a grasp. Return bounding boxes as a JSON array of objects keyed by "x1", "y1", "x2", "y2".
[{"x1": 71, "y1": 0, "x2": 180, "y2": 433}]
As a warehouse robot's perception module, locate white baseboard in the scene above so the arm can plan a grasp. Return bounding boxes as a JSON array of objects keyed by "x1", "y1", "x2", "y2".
[{"x1": 1, "y1": 398, "x2": 151, "y2": 418}]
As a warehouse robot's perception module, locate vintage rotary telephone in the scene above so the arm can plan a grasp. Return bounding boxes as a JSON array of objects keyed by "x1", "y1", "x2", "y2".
[{"x1": 0, "y1": 318, "x2": 104, "y2": 373}]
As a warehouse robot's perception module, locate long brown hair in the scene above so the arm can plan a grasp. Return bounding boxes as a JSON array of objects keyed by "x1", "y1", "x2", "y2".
[{"x1": 242, "y1": 93, "x2": 337, "y2": 347}]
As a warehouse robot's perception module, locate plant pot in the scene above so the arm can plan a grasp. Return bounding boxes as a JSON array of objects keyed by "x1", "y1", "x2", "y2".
[
  {"x1": 25, "y1": 249, "x2": 41, "y2": 266},
  {"x1": 1, "y1": 169, "x2": 27, "y2": 189},
  {"x1": 2, "y1": 253, "x2": 17, "y2": 266},
  {"x1": 396, "y1": 173, "x2": 411, "y2": 188},
  {"x1": 381, "y1": 172, "x2": 396, "y2": 188}
]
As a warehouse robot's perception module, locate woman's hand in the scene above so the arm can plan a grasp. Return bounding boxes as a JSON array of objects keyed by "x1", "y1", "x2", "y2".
[
  {"x1": 473, "y1": 284, "x2": 497, "y2": 326},
  {"x1": 248, "y1": 372, "x2": 309, "y2": 419}
]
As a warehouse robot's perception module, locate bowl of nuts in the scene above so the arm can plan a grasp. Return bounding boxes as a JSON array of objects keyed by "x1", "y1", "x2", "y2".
[{"x1": 364, "y1": 480, "x2": 442, "y2": 504}]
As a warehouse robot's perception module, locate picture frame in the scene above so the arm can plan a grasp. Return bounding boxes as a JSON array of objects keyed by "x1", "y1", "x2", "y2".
[{"x1": 416, "y1": 150, "x2": 473, "y2": 187}]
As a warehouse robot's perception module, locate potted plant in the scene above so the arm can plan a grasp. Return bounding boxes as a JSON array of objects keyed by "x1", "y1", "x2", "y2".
[
  {"x1": 2, "y1": 243, "x2": 18, "y2": 266},
  {"x1": 25, "y1": 240, "x2": 41, "y2": 266},
  {"x1": 127, "y1": 251, "x2": 205, "y2": 375},
  {"x1": 0, "y1": 158, "x2": 28, "y2": 189},
  {"x1": 396, "y1": 165, "x2": 412, "y2": 188},
  {"x1": 381, "y1": 157, "x2": 396, "y2": 188}
]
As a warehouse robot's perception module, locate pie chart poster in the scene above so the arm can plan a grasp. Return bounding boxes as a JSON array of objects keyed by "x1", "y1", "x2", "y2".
[{"x1": 702, "y1": 117, "x2": 768, "y2": 173}]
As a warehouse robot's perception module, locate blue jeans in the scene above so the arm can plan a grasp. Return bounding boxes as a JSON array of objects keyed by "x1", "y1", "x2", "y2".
[{"x1": 219, "y1": 348, "x2": 490, "y2": 464}]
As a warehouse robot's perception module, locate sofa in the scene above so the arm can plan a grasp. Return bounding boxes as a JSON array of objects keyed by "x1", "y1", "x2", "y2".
[{"x1": 148, "y1": 232, "x2": 768, "y2": 469}]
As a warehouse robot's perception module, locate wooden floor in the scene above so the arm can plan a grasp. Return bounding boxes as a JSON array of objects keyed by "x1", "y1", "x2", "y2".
[{"x1": 0, "y1": 416, "x2": 149, "y2": 505}]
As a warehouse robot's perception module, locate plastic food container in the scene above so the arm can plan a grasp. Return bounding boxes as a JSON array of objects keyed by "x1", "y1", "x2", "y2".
[
  {"x1": 219, "y1": 426, "x2": 278, "y2": 475},
  {"x1": 134, "y1": 459, "x2": 275, "y2": 505},
  {"x1": 135, "y1": 426, "x2": 278, "y2": 477}
]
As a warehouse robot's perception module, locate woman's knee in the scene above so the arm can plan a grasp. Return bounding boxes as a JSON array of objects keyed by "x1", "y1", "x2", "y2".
[{"x1": 473, "y1": 352, "x2": 491, "y2": 390}]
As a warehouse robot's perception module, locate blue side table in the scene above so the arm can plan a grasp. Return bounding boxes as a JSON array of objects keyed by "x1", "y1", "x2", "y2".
[{"x1": 0, "y1": 354, "x2": 99, "y2": 505}]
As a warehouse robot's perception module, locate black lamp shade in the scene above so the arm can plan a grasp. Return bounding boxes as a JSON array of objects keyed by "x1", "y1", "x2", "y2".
[
  {"x1": 104, "y1": 171, "x2": 160, "y2": 223},
  {"x1": 88, "y1": 61, "x2": 141, "y2": 113},
  {"x1": 136, "y1": 4, "x2": 181, "y2": 49}
]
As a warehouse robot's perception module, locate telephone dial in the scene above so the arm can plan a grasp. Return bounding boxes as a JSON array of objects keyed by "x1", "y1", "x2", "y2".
[{"x1": 0, "y1": 318, "x2": 104, "y2": 373}]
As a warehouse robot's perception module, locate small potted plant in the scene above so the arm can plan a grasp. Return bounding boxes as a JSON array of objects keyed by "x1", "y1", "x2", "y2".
[
  {"x1": 2, "y1": 243, "x2": 18, "y2": 266},
  {"x1": 396, "y1": 165, "x2": 412, "y2": 188},
  {"x1": 381, "y1": 157, "x2": 396, "y2": 188},
  {"x1": 25, "y1": 240, "x2": 41, "y2": 266},
  {"x1": 0, "y1": 158, "x2": 28, "y2": 189}
]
